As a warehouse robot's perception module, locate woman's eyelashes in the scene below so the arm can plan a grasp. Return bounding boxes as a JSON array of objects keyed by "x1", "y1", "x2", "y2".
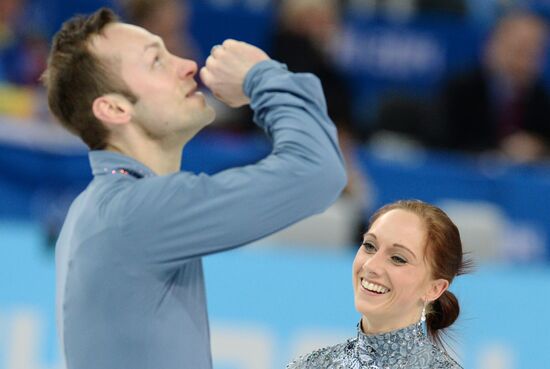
[
  {"x1": 362, "y1": 242, "x2": 376, "y2": 253},
  {"x1": 391, "y1": 255, "x2": 407, "y2": 265},
  {"x1": 362, "y1": 242, "x2": 408, "y2": 265}
]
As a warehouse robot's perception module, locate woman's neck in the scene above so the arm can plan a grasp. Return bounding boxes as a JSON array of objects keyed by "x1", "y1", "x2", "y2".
[{"x1": 360, "y1": 311, "x2": 421, "y2": 335}]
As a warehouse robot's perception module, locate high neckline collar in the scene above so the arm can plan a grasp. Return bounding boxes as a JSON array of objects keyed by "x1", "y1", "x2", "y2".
[
  {"x1": 355, "y1": 321, "x2": 427, "y2": 364},
  {"x1": 89, "y1": 150, "x2": 156, "y2": 179}
]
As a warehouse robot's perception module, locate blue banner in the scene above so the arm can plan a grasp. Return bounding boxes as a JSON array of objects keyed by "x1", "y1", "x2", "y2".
[
  {"x1": 1, "y1": 132, "x2": 549, "y2": 261},
  {"x1": 1, "y1": 221, "x2": 549, "y2": 369}
]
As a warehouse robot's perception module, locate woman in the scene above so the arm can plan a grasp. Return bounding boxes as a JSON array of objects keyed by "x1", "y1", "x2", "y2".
[{"x1": 287, "y1": 200, "x2": 469, "y2": 369}]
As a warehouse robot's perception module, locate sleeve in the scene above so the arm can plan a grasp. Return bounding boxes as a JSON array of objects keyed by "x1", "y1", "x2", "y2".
[
  {"x1": 286, "y1": 344, "x2": 337, "y2": 369},
  {"x1": 116, "y1": 60, "x2": 347, "y2": 268},
  {"x1": 286, "y1": 355, "x2": 306, "y2": 369}
]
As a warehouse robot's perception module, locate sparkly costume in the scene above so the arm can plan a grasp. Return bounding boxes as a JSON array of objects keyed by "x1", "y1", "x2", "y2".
[{"x1": 287, "y1": 322, "x2": 462, "y2": 369}]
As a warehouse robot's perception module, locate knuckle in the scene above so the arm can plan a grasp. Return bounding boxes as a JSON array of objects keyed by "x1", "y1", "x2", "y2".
[
  {"x1": 223, "y1": 39, "x2": 236, "y2": 48},
  {"x1": 205, "y1": 56, "x2": 215, "y2": 68},
  {"x1": 200, "y1": 68, "x2": 212, "y2": 84},
  {"x1": 211, "y1": 45, "x2": 222, "y2": 56}
]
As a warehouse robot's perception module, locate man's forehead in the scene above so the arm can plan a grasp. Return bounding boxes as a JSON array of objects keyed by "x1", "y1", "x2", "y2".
[{"x1": 90, "y1": 22, "x2": 155, "y2": 56}]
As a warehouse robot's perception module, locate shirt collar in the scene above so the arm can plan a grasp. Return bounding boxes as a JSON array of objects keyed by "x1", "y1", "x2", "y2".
[{"x1": 89, "y1": 150, "x2": 156, "y2": 179}]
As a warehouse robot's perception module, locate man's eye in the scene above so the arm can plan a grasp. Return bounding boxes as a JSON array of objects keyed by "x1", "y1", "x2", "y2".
[
  {"x1": 153, "y1": 55, "x2": 162, "y2": 67},
  {"x1": 391, "y1": 256, "x2": 407, "y2": 265}
]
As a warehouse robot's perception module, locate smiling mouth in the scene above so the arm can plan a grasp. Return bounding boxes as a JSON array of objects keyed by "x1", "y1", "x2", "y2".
[{"x1": 360, "y1": 278, "x2": 390, "y2": 294}]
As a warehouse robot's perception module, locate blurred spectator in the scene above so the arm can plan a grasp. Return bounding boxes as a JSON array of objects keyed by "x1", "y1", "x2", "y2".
[
  {"x1": 0, "y1": 0, "x2": 50, "y2": 119},
  {"x1": 345, "y1": 0, "x2": 468, "y2": 19},
  {"x1": 118, "y1": 0, "x2": 201, "y2": 60},
  {"x1": 439, "y1": 11, "x2": 550, "y2": 162},
  {"x1": 272, "y1": 0, "x2": 354, "y2": 137},
  {"x1": 0, "y1": 0, "x2": 23, "y2": 82},
  {"x1": 466, "y1": 0, "x2": 499, "y2": 24},
  {"x1": 263, "y1": 0, "x2": 371, "y2": 247},
  {"x1": 0, "y1": 0, "x2": 48, "y2": 86}
]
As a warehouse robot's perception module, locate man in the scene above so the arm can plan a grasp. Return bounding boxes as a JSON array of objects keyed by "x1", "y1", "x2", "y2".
[
  {"x1": 440, "y1": 11, "x2": 550, "y2": 162},
  {"x1": 42, "y1": 7, "x2": 346, "y2": 369}
]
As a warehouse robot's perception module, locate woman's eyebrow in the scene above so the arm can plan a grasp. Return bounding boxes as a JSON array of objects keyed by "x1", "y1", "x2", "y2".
[
  {"x1": 390, "y1": 244, "x2": 417, "y2": 259},
  {"x1": 363, "y1": 233, "x2": 418, "y2": 259}
]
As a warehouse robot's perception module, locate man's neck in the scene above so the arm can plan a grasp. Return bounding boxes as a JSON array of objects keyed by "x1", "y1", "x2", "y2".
[{"x1": 106, "y1": 139, "x2": 184, "y2": 176}]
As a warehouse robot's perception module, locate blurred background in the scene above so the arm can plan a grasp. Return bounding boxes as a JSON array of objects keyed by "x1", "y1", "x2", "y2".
[{"x1": 1, "y1": 0, "x2": 550, "y2": 368}]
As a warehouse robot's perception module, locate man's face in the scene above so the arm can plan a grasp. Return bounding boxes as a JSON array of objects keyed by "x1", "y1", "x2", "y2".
[
  {"x1": 91, "y1": 22, "x2": 215, "y2": 142},
  {"x1": 490, "y1": 17, "x2": 548, "y2": 88}
]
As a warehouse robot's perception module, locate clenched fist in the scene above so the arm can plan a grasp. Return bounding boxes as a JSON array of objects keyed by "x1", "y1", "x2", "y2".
[{"x1": 200, "y1": 39, "x2": 270, "y2": 108}]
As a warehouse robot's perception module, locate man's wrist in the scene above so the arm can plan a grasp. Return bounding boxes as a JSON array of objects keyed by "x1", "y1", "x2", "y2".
[{"x1": 243, "y1": 60, "x2": 287, "y2": 99}]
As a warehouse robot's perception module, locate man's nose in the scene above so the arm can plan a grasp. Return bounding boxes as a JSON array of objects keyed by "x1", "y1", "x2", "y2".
[{"x1": 177, "y1": 58, "x2": 197, "y2": 79}]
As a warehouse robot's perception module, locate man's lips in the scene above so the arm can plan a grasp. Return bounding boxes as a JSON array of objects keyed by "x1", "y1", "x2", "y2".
[{"x1": 185, "y1": 84, "x2": 198, "y2": 97}]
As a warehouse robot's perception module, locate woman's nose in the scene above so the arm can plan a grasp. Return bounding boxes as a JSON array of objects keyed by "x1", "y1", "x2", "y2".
[{"x1": 363, "y1": 252, "x2": 384, "y2": 275}]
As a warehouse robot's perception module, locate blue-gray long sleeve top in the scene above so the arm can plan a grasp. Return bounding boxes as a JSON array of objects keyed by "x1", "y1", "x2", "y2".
[{"x1": 55, "y1": 60, "x2": 347, "y2": 369}]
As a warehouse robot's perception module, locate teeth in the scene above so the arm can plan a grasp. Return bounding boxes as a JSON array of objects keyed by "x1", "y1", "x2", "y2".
[{"x1": 361, "y1": 279, "x2": 389, "y2": 294}]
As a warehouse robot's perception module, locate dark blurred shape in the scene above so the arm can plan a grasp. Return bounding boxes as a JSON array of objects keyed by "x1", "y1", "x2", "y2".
[
  {"x1": 416, "y1": 0, "x2": 468, "y2": 17},
  {"x1": 118, "y1": 0, "x2": 201, "y2": 60},
  {"x1": 272, "y1": 0, "x2": 354, "y2": 135},
  {"x1": 439, "y1": 11, "x2": 550, "y2": 162},
  {"x1": 373, "y1": 94, "x2": 441, "y2": 147},
  {"x1": 268, "y1": 0, "x2": 371, "y2": 246},
  {"x1": 344, "y1": 0, "x2": 468, "y2": 19}
]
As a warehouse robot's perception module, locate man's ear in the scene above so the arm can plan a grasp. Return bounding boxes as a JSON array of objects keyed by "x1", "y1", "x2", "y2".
[
  {"x1": 92, "y1": 94, "x2": 133, "y2": 126},
  {"x1": 425, "y1": 278, "x2": 449, "y2": 303}
]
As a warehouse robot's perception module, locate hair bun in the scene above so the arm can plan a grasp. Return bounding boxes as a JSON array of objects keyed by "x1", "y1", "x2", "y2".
[{"x1": 427, "y1": 290, "x2": 460, "y2": 345}]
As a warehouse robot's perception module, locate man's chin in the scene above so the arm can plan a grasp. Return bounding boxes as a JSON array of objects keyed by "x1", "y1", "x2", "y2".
[
  {"x1": 204, "y1": 105, "x2": 216, "y2": 125},
  {"x1": 182, "y1": 111, "x2": 216, "y2": 139}
]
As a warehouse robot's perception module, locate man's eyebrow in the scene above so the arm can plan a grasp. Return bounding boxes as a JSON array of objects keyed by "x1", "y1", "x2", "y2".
[{"x1": 143, "y1": 38, "x2": 163, "y2": 53}]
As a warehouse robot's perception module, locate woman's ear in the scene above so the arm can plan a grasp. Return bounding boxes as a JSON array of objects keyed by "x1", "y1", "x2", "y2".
[
  {"x1": 425, "y1": 278, "x2": 449, "y2": 302},
  {"x1": 92, "y1": 93, "x2": 133, "y2": 126}
]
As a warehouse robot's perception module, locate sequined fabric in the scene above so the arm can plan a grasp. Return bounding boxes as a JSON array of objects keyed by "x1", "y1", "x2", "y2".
[{"x1": 286, "y1": 322, "x2": 462, "y2": 369}]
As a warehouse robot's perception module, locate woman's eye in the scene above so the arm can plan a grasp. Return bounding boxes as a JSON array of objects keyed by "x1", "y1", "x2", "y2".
[
  {"x1": 362, "y1": 242, "x2": 376, "y2": 253},
  {"x1": 391, "y1": 256, "x2": 407, "y2": 265}
]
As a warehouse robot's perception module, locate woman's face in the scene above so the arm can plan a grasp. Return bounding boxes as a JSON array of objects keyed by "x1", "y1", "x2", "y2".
[{"x1": 352, "y1": 209, "x2": 448, "y2": 333}]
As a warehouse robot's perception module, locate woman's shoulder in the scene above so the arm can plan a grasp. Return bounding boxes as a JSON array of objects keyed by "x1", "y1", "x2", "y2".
[
  {"x1": 435, "y1": 349, "x2": 463, "y2": 369},
  {"x1": 285, "y1": 335, "x2": 463, "y2": 369},
  {"x1": 416, "y1": 341, "x2": 463, "y2": 369},
  {"x1": 286, "y1": 338, "x2": 357, "y2": 369}
]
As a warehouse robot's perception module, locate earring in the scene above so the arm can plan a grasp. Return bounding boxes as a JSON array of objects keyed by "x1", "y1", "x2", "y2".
[{"x1": 421, "y1": 302, "x2": 427, "y2": 323}]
